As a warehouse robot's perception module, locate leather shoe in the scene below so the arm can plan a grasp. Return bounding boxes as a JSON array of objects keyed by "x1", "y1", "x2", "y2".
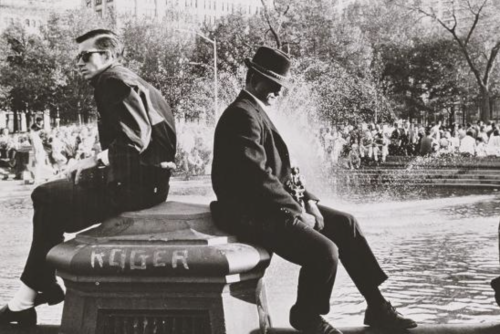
[
  {"x1": 364, "y1": 301, "x2": 417, "y2": 329},
  {"x1": 34, "y1": 283, "x2": 65, "y2": 307},
  {"x1": 491, "y1": 277, "x2": 500, "y2": 306},
  {"x1": 0, "y1": 304, "x2": 36, "y2": 326},
  {"x1": 290, "y1": 306, "x2": 342, "y2": 334}
]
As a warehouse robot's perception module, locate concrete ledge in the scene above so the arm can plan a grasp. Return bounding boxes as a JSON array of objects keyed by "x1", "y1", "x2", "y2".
[
  {"x1": 2, "y1": 323, "x2": 500, "y2": 334},
  {"x1": 0, "y1": 325, "x2": 59, "y2": 334},
  {"x1": 268, "y1": 323, "x2": 500, "y2": 334}
]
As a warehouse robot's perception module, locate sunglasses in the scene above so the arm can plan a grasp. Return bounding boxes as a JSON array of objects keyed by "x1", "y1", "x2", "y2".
[{"x1": 75, "y1": 50, "x2": 108, "y2": 63}]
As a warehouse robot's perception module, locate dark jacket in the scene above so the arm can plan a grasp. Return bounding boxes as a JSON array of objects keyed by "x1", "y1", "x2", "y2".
[
  {"x1": 91, "y1": 64, "x2": 176, "y2": 185},
  {"x1": 211, "y1": 90, "x2": 317, "y2": 233}
]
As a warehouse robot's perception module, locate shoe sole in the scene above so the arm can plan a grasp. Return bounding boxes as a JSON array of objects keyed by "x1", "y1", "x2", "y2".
[{"x1": 364, "y1": 322, "x2": 418, "y2": 330}]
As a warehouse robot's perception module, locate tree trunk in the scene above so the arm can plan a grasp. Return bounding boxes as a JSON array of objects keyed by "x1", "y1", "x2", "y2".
[
  {"x1": 450, "y1": 105, "x2": 455, "y2": 127},
  {"x1": 13, "y1": 110, "x2": 19, "y2": 133},
  {"x1": 479, "y1": 87, "x2": 491, "y2": 122}
]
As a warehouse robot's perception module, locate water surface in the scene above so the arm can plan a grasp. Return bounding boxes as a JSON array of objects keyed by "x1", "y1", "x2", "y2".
[{"x1": 0, "y1": 182, "x2": 499, "y2": 327}]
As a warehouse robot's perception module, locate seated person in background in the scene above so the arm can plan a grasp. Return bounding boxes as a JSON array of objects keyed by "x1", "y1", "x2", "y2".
[
  {"x1": 448, "y1": 131, "x2": 460, "y2": 154},
  {"x1": 419, "y1": 128, "x2": 433, "y2": 156},
  {"x1": 437, "y1": 134, "x2": 450, "y2": 155},
  {"x1": 486, "y1": 129, "x2": 500, "y2": 157},
  {"x1": 0, "y1": 128, "x2": 17, "y2": 179},
  {"x1": 75, "y1": 127, "x2": 96, "y2": 159},
  {"x1": 31, "y1": 117, "x2": 43, "y2": 132},
  {"x1": 50, "y1": 132, "x2": 68, "y2": 173},
  {"x1": 458, "y1": 130, "x2": 476, "y2": 157},
  {"x1": 348, "y1": 143, "x2": 362, "y2": 169},
  {"x1": 359, "y1": 130, "x2": 373, "y2": 162},
  {"x1": 475, "y1": 137, "x2": 487, "y2": 158},
  {"x1": 12, "y1": 134, "x2": 33, "y2": 180},
  {"x1": 187, "y1": 147, "x2": 205, "y2": 176},
  {"x1": 331, "y1": 130, "x2": 346, "y2": 166},
  {"x1": 0, "y1": 128, "x2": 16, "y2": 162}
]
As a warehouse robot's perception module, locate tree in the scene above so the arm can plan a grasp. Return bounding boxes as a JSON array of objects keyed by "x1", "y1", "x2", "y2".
[
  {"x1": 119, "y1": 18, "x2": 203, "y2": 118},
  {"x1": 0, "y1": 24, "x2": 60, "y2": 130},
  {"x1": 195, "y1": 14, "x2": 267, "y2": 75},
  {"x1": 0, "y1": 9, "x2": 112, "y2": 129},
  {"x1": 409, "y1": 0, "x2": 500, "y2": 122},
  {"x1": 41, "y1": 9, "x2": 110, "y2": 124},
  {"x1": 296, "y1": 58, "x2": 394, "y2": 125},
  {"x1": 380, "y1": 36, "x2": 468, "y2": 124}
]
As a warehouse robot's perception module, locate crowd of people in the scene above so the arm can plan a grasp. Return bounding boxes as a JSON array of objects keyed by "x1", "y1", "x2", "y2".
[
  {"x1": 318, "y1": 120, "x2": 500, "y2": 169},
  {"x1": 0, "y1": 121, "x2": 100, "y2": 182},
  {"x1": 2, "y1": 118, "x2": 500, "y2": 181},
  {"x1": 0, "y1": 120, "x2": 213, "y2": 182}
]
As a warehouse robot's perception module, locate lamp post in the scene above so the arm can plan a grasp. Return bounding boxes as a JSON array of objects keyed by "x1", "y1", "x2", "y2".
[
  {"x1": 56, "y1": 107, "x2": 60, "y2": 128},
  {"x1": 175, "y1": 28, "x2": 218, "y2": 119},
  {"x1": 77, "y1": 101, "x2": 82, "y2": 126}
]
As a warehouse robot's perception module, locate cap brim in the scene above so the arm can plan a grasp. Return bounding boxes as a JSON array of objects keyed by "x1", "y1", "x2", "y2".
[{"x1": 245, "y1": 59, "x2": 292, "y2": 89}]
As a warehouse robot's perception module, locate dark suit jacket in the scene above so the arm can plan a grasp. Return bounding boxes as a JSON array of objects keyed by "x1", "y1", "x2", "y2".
[
  {"x1": 211, "y1": 90, "x2": 317, "y2": 234},
  {"x1": 91, "y1": 64, "x2": 176, "y2": 186}
]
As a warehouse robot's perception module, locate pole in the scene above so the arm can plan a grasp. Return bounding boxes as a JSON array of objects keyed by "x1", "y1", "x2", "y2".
[{"x1": 213, "y1": 37, "x2": 218, "y2": 120}]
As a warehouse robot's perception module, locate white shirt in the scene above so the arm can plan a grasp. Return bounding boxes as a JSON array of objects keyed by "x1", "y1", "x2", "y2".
[{"x1": 459, "y1": 136, "x2": 476, "y2": 155}]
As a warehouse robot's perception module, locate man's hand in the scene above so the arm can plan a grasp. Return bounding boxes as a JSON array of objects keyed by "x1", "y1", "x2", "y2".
[
  {"x1": 160, "y1": 161, "x2": 176, "y2": 170},
  {"x1": 305, "y1": 200, "x2": 324, "y2": 231},
  {"x1": 299, "y1": 212, "x2": 317, "y2": 229},
  {"x1": 64, "y1": 156, "x2": 98, "y2": 185}
]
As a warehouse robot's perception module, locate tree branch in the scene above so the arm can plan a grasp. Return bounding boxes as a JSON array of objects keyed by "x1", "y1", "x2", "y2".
[
  {"x1": 483, "y1": 40, "x2": 500, "y2": 86},
  {"x1": 415, "y1": 5, "x2": 485, "y2": 90},
  {"x1": 260, "y1": 0, "x2": 281, "y2": 49},
  {"x1": 464, "y1": 0, "x2": 487, "y2": 46}
]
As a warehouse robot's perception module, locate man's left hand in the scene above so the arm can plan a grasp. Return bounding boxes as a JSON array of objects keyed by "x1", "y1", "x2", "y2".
[
  {"x1": 305, "y1": 200, "x2": 324, "y2": 231},
  {"x1": 64, "y1": 156, "x2": 98, "y2": 185}
]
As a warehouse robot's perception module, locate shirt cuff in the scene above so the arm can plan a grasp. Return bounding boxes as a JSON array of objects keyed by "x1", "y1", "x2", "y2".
[{"x1": 96, "y1": 149, "x2": 110, "y2": 166}]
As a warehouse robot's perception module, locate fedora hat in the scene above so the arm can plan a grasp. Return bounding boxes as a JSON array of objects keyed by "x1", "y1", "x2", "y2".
[{"x1": 244, "y1": 46, "x2": 292, "y2": 88}]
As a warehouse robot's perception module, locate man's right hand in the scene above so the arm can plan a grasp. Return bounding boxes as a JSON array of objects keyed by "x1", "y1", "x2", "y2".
[
  {"x1": 299, "y1": 212, "x2": 317, "y2": 229},
  {"x1": 64, "y1": 156, "x2": 98, "y2": 185}
]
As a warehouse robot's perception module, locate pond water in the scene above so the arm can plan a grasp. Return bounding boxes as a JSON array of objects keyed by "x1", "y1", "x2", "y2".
[{"x1": 0, "y1": 182, "x2": 499, "y2": 327}]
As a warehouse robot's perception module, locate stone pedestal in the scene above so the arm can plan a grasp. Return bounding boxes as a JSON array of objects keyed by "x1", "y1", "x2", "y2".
[{"x1": 47, "y1": 201, "x2": 272, "y2": 334}]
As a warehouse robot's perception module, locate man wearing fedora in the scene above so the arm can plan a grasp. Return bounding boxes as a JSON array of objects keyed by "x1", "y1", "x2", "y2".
[{"x1": 210, "y1": 46, "x2": 417, "y2": 333}]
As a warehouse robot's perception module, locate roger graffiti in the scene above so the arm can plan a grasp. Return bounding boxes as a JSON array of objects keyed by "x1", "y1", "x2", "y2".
[{"x1": 90, "y1": 248, "x2": 189, "y2": 270}]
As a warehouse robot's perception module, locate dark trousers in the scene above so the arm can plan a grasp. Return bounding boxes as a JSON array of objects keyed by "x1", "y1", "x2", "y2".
[
  {"x1": 258, "y1": 205, "x2": 388, "y2": 315},
  {"x1": 20, "y1": 174, "x2": 169, "y2": 292}
]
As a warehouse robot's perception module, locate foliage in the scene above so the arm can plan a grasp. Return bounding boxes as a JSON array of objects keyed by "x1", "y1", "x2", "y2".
[
  {"x1": 40, "y1": 9, "x2": 111, "y2": 122},
  {"x1": 380, "y1": 36, "x2": 468, "y2": 121},
  {"x1": 407, "y1": 0, "x2": 500, "y2": 121},
  {"x1": 195, "y1": 14, "x2": 267, "y2": 75},
  {"x1": 294, "y1": 57, "x2": 394, "y2": 125},
  {"x1": 120, "y1": 18, "x2": 198, "y2": 117},
  {"x1": 0, "y1": 9, "x2": 110, "y2": 127},
  {"x1": 1, "y1": 0, "x2": 498, "y2": 130}
]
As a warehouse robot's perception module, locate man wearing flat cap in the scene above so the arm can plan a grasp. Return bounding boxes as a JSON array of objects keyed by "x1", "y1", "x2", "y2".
[{"x1": 211, "y1": 46, "x2": 417, "y2": 333}]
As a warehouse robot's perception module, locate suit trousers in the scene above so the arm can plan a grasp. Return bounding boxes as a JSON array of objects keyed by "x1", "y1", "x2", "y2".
[
  {"x1": 258, "y1": 205, "x2": 388, "y2": 315},
  {"x1": 20, "y1": 175, "x2": 169, "y2": 292}
]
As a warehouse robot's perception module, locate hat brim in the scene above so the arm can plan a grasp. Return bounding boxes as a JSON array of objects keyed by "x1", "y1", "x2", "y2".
[{"x1": 245, "y1": 59, "x2": 292, "y2": 89}]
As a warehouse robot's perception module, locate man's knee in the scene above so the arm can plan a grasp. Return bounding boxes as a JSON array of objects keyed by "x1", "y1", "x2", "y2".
[
  {"x1": 31, "y1": 183, "x2": 50, "y2": 204},
  {"x1": 317, "y1": 242, "x2": 339, "y2": 269}
]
